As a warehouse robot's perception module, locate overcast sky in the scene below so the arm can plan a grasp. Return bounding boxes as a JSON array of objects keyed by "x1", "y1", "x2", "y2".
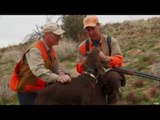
[{"x1": 0, "y1": 15, "x2": 160, "y2": 48}]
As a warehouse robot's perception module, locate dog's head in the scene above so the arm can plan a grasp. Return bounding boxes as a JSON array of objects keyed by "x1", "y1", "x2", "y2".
[{"x1": 84, "y1": 47, "x2": 105, "y2": 78}]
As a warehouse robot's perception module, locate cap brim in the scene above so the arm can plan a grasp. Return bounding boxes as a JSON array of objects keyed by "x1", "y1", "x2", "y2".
[
  {"x1": 83, "y1": 23, "x2": 97, "y2": 29},
  {"x1": 53, "y1": 29, "x2": 65, "y2": 36}
]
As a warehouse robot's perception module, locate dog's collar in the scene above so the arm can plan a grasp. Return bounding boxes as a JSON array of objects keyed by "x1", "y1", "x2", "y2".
[{"x1": 84, "y1": 71, "x2": 98, "y2": 83}]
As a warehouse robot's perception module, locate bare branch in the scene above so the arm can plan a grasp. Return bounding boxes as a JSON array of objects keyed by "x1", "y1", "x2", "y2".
[{"x1": 56, "y1": 16, "x2": 63, "y2": 23}]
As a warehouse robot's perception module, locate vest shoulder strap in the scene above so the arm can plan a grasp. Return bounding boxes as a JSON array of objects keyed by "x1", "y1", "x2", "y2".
[
  {"x1": 85, "y1": 36, "x2": 112, "y2": 56},
  {"x1": 85, "y1": 39, "x2": 89, "y2": 52},
  {"x1": 107, "y1": 36, "x2": 111, "y2": 56}
]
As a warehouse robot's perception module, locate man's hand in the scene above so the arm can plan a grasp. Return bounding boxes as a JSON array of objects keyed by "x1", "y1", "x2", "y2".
[
  {"x1": 99, "y1": 51, "x2": 107, "y2": 62},
  {"x1": 56, "y1": 74, "x2": 71, "y2": 84},
  {"x1": 65, "y1": 74, "x2": 71, "y2": 82},
  {"x1": 81, "y1": 57, "x2": 87, "y2": 66},
  {"x1": 58, "y1": 71, "x2": 65, "y2": 75}
]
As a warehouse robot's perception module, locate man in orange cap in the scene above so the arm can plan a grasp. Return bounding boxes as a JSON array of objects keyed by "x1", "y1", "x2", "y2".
[
  {"x1": 9, "y1": 22, "x2": 71, "y2": 105},
  {"x1": 76, "y1": 15, "x2": 126, "y2": 104}
]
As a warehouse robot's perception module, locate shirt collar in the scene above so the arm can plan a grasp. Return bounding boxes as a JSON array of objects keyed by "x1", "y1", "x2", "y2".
[
  {"x1": 40, "y1": 38, "x2": 50, "y2": 52},
  {"x1": 90, "y1": 34, "x2": 103, "y2": 46}
]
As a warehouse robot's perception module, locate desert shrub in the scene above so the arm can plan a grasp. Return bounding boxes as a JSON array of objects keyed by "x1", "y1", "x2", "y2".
[
  {"x1": 0, "y1": 50, "x2": 22, "y2": 64},
  {"x1": 0, "y1": 75, "x2": 18, "y2": 105},
  {"x1": 54, "y1": 38, "x2": 78, "y2": 61}
]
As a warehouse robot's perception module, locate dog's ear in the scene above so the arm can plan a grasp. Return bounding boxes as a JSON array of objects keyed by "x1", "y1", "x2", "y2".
[
  {"x1": 90, "y1": 47, "x2": 100, "y2": 54},
  {"x1": 96, "y1": 63, "x2": 105, "y2": 77}
]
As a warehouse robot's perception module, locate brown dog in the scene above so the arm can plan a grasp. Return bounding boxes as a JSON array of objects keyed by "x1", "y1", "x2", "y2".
[{"x1": 35, "y1": 47, "x2": 106, "y2": 105}]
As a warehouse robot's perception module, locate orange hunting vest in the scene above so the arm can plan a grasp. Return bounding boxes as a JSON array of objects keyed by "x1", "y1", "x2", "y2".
[
  {"x1": 9, "y1": 40, "x2": 57, "y2": 92},
  {"x1": 76, "y1": 35, "x2": 123, "y2": 74}
]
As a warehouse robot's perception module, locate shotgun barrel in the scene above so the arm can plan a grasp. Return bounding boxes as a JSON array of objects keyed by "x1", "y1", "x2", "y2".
[{"x1": 112, "y1": 67, "x2": 160, "y2": 81}]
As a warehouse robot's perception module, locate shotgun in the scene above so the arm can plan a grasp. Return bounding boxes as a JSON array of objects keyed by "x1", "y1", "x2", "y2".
[{"x1": 110, "y1": 67, "x2": 160, "y2": 81}]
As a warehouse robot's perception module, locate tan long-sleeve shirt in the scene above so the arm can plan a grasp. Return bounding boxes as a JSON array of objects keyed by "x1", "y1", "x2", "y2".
[
  {"x1": 76, "y1": 34, "x2": 123, "y2": 63},
  {"x1": 25, "y1": 39, "x2": 64, "y2": 83}
]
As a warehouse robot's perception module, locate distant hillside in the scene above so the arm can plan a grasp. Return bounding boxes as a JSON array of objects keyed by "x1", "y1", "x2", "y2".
[{"x1": 102, "y1": 17, "x2": 160, "y2": 71}]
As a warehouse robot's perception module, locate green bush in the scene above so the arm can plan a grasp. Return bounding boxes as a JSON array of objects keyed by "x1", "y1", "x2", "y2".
[{"x1": 62, "y1": 15, "x2": 86, "y2": 41}]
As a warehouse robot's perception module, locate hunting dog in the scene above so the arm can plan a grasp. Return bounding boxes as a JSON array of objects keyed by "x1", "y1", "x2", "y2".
[{"x1": 35, "y1": 47, "x2": 106, "y2": 105}]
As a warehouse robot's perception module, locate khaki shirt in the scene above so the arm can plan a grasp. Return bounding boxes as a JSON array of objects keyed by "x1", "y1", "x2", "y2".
[
  {"x1": 76, "y1": 34, "x2": 123, "y2": 64},
  {"x1": 25, "y1": 39, "x2": 64, "y2": 83}
]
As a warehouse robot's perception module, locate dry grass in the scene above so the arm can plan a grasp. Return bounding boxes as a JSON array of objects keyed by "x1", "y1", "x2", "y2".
[
  {"x1": 126, "y1": 92, "x2": 141, "y2": 104},
  {"x1": 149, "y1": 62, "x2": 160, "y2": 77},
  {"x1": 54, "y1": 38, "x2": 79, "y2": 61},
  {"x1": 133, "y1": 80, "x2": 144, "y2": 88},
  {"x1": 0, "y1": 74, "x2": 18, "y2": 105},
  {"x1": 0, "y1": 50, "x2": 22, "y2": 64},
  {"x1": 102, "y1": 17, "x2": 160, "y2": 50},
  {"x1": 142, "y1": 87, "x2": 157, "y2": 101},
  {"x1": 0, "y1": 61, "x2": 19, "y2": 104}
]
